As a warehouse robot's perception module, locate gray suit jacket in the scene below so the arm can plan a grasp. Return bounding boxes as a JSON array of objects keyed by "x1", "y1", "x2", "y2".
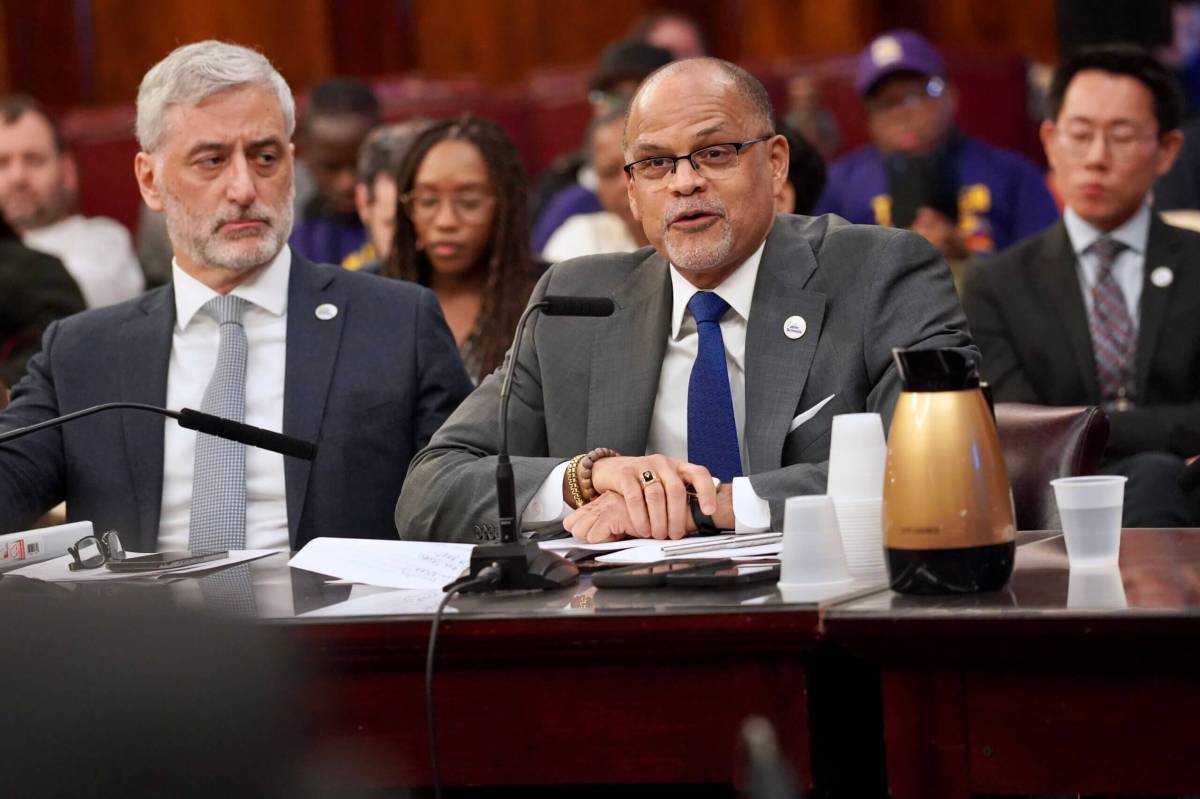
[{"x1": 395, "y1": 214, "x2": 976, "y2": 541}]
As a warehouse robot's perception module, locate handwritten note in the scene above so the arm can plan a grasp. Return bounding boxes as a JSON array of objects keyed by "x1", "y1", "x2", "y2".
[{"x1": 287, "y1": 538, "x2": 473, "y2": 590}]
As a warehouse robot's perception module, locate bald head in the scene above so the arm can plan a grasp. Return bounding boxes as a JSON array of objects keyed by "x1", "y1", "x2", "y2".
[{"x1": 624, "y1": 58, "x2": 774, "y2": 151}]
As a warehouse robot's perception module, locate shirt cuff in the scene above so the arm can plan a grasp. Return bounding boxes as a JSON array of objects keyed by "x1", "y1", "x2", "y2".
[
  {"x1": 523, "y1": 461, "x2": 572, "y2": 523},
  {"x1": 732, "y1": 476, "x2": 771, "y2": 532}
]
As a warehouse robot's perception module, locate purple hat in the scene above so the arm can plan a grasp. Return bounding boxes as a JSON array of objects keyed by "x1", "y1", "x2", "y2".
[{"x1": 855, "y1": 29, "x2": 946, "y2": 96}]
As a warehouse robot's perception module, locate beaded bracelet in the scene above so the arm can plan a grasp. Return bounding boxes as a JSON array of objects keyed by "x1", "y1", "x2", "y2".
[
  {"x1": 565, "y1": 454, "x2": 588, "y2": 509},
  {"x1": 577, "y1": 447, "x2": 619, "y2": 503}
]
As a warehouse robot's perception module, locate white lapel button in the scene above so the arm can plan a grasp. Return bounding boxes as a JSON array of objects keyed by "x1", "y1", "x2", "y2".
[
  {"x1": 1151, "y1": 266, "x2": 1174, "y2": 288},
  {"x1": 783, "y1": 315, "x2": 807, "y2": 340},
  {"x1": 315, "y1": 303, "x2": 339, "y2": 321}
]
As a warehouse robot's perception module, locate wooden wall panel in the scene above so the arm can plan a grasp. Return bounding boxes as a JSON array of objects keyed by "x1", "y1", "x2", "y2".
[
  {"x1": 2, "y1": 0, "x2": 89, "y2": 107},
  {"x1": 740, "y1": 0, "x2": 878, "y2": 61},
  {"x1": 88, "y1": 0, "x2": 334, "y2": 105}
]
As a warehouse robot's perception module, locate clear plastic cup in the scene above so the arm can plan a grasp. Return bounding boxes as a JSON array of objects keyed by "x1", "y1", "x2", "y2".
[
  {"x1": 827, "y1": 413, "x2": 887, "y2": 501},
  {"x1": 1067, "y1": 565, "x2": 1128, "y2": 609},
  {"x1": 1051, "y1": 475, "x2": 1128, "y2": 568},
  {"x1": 779, "y1": 495, "x2": 853, "y2": 589}
]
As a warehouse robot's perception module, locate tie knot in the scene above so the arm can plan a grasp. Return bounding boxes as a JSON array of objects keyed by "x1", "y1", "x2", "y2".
[
  {"x1": 687, "y1": 291, "x2": 731, "y2": 325},
  {"x1": 1088, "y1": 237, "x2": 1127, "y2": 267},
  {"x1": 204, "y1": 294, "x2": 246, "y2": 326}
]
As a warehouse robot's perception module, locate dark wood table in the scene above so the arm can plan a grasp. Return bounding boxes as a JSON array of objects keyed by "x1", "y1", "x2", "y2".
[
  {"x1": 233, "y1": 556, "x2": 882, "y2": 793},
  {"x1": 825, "y1": 527, "x2": 1200, "y2": 799}
]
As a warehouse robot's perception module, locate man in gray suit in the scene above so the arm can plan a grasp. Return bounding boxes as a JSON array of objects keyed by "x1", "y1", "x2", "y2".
[{"x1": 396, "y1": 58, "x2": 975, "y2": 544}]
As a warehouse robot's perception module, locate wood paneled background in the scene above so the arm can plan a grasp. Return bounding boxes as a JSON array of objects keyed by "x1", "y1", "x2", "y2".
[{"x1": 0, "y1": 0, "x2": 1060, "y2": 108}]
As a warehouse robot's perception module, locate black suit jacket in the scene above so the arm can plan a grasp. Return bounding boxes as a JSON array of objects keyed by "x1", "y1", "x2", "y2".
[
  {"x1": 0, "y1": 250, "x2": 473, "y2": 548},
  {"x1": 0, "y1": 241, "x2": 84, "y2": 387},
  {"x1": 962, "y1": 216, "x2": 1200, "y2": 459}
]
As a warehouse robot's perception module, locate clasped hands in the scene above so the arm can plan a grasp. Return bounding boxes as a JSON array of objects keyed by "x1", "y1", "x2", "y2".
[{"x1": 563, "y1": 454, "x2": 733, "y2": 544}]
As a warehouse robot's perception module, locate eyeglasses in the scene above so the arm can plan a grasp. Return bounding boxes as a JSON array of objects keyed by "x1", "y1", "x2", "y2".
[
  {"x1": 400, "y1": 190, "x2": 495, "y2": 224},
  {"x1": 67, "y1": 530, "x2": 125, "y2": 571},
  {"x1": 866, "y1": 77, "x2": 945, "y2": 118},
  {"x1": 623, "y1": 136, "x2": 773, "y2": 184},
  {"x1": 1054, "y1": 126, "x2": 1158, "y2": 163}
]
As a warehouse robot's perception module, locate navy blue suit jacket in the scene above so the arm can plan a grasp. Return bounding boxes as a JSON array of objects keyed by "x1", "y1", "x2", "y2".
[{"x1": 0, "y1": 250, "x2": 472, "y2": 550}]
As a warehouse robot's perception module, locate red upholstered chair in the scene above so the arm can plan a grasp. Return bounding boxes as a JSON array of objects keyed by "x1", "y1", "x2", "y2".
[{"x1": 994, "y1": 403, "x2": 1110, "y2": 531}]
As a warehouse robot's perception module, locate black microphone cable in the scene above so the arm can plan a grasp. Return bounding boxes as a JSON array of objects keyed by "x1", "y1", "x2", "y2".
[{"x1": 424, "y1": 564, "x2": 502, "y2": 799}]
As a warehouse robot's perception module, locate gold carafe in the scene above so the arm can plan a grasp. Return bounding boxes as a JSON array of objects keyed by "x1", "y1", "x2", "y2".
[{"x1": 884, "y1": 348, "x2": 1015, "y2": 593}]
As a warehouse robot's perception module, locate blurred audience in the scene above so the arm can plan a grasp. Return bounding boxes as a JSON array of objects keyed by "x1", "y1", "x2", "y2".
[
  {"x1": 289, "y1": 78, "x2": 380, "y2": 265},
  {"x1": 775, "y1": 120, "x2": 827, "y2": 215},
  {"x1": 530, "y1": 39, "x2": 672, "y2": 251},
  {"x1": 0, "y1": 212, "x2": 84, "y2": 387},
  {"x1": 629, "y1": 9, "x2": 707, "y2": 60},
  {"x1": 542, "y1": 104, "x2": 647, "y2": 262},
  {"x1": 815, "y1": 30, "x2": 1059, "y2": 260},
  {"x1": 343, "y1": 118, "x2": 433, "y2": 272},
  {"x1": 963, "y1": 45, "x2": 1200, "y2": 527},
  {"x1": 386, "y1": 116, "x2": 538, "y2": 383},
  {"x1": 0, "y1": 94, "x2": 144, "y2": 307}
]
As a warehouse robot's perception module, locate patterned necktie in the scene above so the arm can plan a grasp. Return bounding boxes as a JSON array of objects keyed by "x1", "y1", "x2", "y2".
[
  {"x1": 1086, "y1": 237, "x2": 1134, "y2": 405},
  {"x1": 189, "y1": 294, "x2": 248, "y2": 552},
  {"x1": 687, "y1": 291, "x2": 743, "y2": 482}
]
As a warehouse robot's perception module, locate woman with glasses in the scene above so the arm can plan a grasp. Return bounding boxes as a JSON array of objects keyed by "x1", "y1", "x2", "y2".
[{"x1": 386, "y1": 116, "x2": 537, "y2": 383}]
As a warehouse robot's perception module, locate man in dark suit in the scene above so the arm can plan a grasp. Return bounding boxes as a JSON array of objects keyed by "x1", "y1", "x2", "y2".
[
  {"x1": 0, "y1": 41, "x2": 472, "y2": 548},
  {"x1": 395, "y1": 58, "x2": 975, "y2": 544},
  {"x1": 963, "y1": 45, "x2": 1200, "y2": 526}
]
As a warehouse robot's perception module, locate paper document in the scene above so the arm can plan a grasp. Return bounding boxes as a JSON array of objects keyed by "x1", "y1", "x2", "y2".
[
  {"x1": 538, "y1": 536, "x2": 666, "y2": 553},
  {"x1": 288, "y1": 537, "x2": 473, "y2": 590},
  {"x1": 300, "y1": 588, "x2": 455, "y2": 618},
  {"x1": 8, "y1": 550, "x2": 280, "y2": 582},
  {"x1": 596, "y1": 540, "x2": 783, "y2": 564}
]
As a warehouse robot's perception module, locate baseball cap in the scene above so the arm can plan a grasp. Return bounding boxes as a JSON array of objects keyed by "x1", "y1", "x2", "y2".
[
  {"x1": 855, "y1": 29, "x2": 947, "y2": 96},
  {"x1": 589, "y1": 39, "x2": 673, "y2": 93}
]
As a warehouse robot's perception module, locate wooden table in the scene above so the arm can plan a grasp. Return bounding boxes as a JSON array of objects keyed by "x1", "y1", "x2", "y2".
[{"x1": 825, "y1": 528, "x2": 1200, "y2": 798}]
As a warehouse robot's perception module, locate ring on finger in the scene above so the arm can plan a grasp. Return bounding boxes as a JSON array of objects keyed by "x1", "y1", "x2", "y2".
[{"x1": 641, "y1": 469, "x2": 659, "y2": 487}]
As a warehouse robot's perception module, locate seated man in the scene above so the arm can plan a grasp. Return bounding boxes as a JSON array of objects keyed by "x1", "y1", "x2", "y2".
[
  {"x1": 963, "y1": 45, "x2": 1200, "y2": 526},
  {"x1": 0, "y1": 95, "x2": 145, "y2": 307},
  {"x1": 816, "y1": 30, "x2": 1059, "y2": 260},
  {"x1": 289, "y1": 78, "x2": 380, "y2": 266},
  {"x1": 396, "y1": 57, "x2": 974, "y2": 544},
  {"x1": 0, "y1": 41, "x2": 473, "y2": 548}
]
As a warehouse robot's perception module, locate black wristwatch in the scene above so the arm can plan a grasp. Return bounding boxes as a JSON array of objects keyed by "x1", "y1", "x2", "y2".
[{"x1": 688, "y1": 492, "x2": 725, "y2": 536}]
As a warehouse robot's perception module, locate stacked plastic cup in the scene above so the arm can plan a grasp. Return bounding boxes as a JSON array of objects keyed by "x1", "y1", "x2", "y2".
[
  {"x1": 777, "y1": 495, "x2": 854, "y2": 601},
  {"x1": 826, "y1": 413, "x2": 888, "y2": 581}
]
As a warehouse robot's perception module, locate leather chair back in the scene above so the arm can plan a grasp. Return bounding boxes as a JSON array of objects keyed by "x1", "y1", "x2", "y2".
[{"x1": 994, "y1": 403, "x2": 1109, "y2": 531}]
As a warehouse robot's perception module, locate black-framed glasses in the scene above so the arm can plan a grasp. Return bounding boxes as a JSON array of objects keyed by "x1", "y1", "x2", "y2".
[
  {"x1": 866, "y1": 76, "x2": 945, "y2": 117},
  {"x1": 623, "y1": 135, "x2": 773, "y2": 183},
  {"x1": 67, "y1": 530, "x2": 125, "y2": 571}
]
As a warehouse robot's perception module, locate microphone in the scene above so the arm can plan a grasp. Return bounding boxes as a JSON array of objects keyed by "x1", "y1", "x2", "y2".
[
  {"x1": 0, "y1": 402, "x2": 317, "y2": 460},
  {"x1": 1180, "y1": 457, "x2": 1200, "y2": 493},
  {"x1": 455, "y1": 294, "x2": 615, "y2": 592}
]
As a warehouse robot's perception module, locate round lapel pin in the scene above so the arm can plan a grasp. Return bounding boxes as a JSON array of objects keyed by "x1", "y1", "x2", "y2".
[
  {"x1": 1151, "y1": 266, "x2": 1174, "y2": 288},
  {"x1": 783, "y1": 315, "x2": 807, "y2": 340},
  {"x1": 315, "y1": 303, "x2": 339, "y2": 321}
]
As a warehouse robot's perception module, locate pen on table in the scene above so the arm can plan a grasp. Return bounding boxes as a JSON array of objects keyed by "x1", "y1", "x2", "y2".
[{"x1": 661, "y1": 532, "x2": 783, "y2": 556}]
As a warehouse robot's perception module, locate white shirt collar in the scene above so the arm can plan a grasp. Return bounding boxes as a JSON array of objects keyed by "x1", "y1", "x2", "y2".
[
  {"x1": 668, "y1": 239, "x2": 766, "y2": 339},
  {"x1": 1063, "y1": 203, "x2": 1152, "y2": 257},
  {"x1": 172, "y1": 246, "x2": 291, "y2": 331}
]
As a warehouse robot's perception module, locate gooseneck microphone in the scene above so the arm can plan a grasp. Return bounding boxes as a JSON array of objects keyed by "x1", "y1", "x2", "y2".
[
  {"x1": 0, "y1": 402, "x2": 317, "y2": 460},
  {"x1": 455, "y1": 294, "x2": 615, "y2": 592},
  {"x1": 1179, "y1": 457, "x2": 1200, "y2": 493}
]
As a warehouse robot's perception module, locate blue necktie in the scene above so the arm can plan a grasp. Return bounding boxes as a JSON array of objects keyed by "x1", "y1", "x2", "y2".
[{"x1": 687, "y1": 291, "x2": 743, "y2": 481}]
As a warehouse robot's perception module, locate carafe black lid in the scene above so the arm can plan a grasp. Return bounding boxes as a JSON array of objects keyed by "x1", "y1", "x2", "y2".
[{"x1": 892, "y1": 347, "x2": 980, "y2": 392}]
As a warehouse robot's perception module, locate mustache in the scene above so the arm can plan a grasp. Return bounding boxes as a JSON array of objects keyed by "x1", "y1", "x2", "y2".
[
  {"x1": 212, "y1": 205, "x2": 274, "y2": 233},
  {"x1": 663, "y1": 199, "x2": 727, "y2": 226}
]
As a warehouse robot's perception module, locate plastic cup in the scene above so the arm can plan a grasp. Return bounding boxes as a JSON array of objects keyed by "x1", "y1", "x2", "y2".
[
  {"x1": 827, "y1": 413, "x2": 887, "y2": 500},
  {"x1": 1051, "y1": 475, "x2": 1128, "y2": 568},
  {"x1": 1067, "y1": 565, "x2": 1128, "y2": 609},
  {"x1": 779, "y1": 495, "x2": 853, "y2": 589}
]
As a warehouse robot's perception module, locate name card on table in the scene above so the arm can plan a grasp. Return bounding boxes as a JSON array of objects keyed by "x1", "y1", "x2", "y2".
[{"x1": 287, "y1": 537, "x2": 473, "y2": 590}]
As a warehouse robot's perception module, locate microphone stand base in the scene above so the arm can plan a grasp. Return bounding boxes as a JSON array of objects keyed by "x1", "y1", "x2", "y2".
[{"x1": 450, "y1": 541, "x2": 579, "y2": 592}]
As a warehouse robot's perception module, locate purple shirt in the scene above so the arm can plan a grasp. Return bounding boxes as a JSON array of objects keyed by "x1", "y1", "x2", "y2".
[{"x1": 289, "y1": 211, "x2": 367, "y2": 266}]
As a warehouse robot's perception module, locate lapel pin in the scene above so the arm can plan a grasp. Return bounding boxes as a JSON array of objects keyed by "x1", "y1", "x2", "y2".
[
  {"x1": 315, "y1": 303, "x2": 339, "y2": 321},
  {"x1": 1150, "y1": 266, "x2": 1174, "y2": 288},
  {"x1": 783, "y1": 315, "x2": 807, "y2": 340}
]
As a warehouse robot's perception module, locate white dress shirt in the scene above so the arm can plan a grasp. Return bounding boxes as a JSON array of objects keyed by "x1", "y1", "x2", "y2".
[
  {"x1": 157, "y1": 248, "x2": 291, "y2": 552},
  {"x1": 1063, "y1": 203, "x2": 1150, "y2": 330},
  {"x1": 542, "y1": 211, "x2": 641, "y2": 264},
  {"x1": 23, "y1": 213, "x2": 145, "y2": 308},
  {"x1": 525, "y1": 242, "x2": 772, "y2": 530}
]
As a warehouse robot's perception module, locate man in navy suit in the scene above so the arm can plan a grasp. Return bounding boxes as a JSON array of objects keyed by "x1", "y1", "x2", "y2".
[{"x1": 0, "y1": 41, "x2": 472, "y2": 549}]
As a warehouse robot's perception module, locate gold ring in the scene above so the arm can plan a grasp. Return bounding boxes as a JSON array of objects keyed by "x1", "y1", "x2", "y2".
[{"x1": 641, "y1": 469, "x2": 659, "y2": 486}]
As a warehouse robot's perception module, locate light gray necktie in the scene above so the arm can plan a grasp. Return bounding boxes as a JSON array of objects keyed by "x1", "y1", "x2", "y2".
[{"x1": 189, "y1": 294, "x2": 248, "y2": 552}]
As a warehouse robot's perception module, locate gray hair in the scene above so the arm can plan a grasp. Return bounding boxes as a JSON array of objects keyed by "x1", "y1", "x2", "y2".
[{"x1": 136, "y1": 40, "x2": 295, "y2": 153}]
